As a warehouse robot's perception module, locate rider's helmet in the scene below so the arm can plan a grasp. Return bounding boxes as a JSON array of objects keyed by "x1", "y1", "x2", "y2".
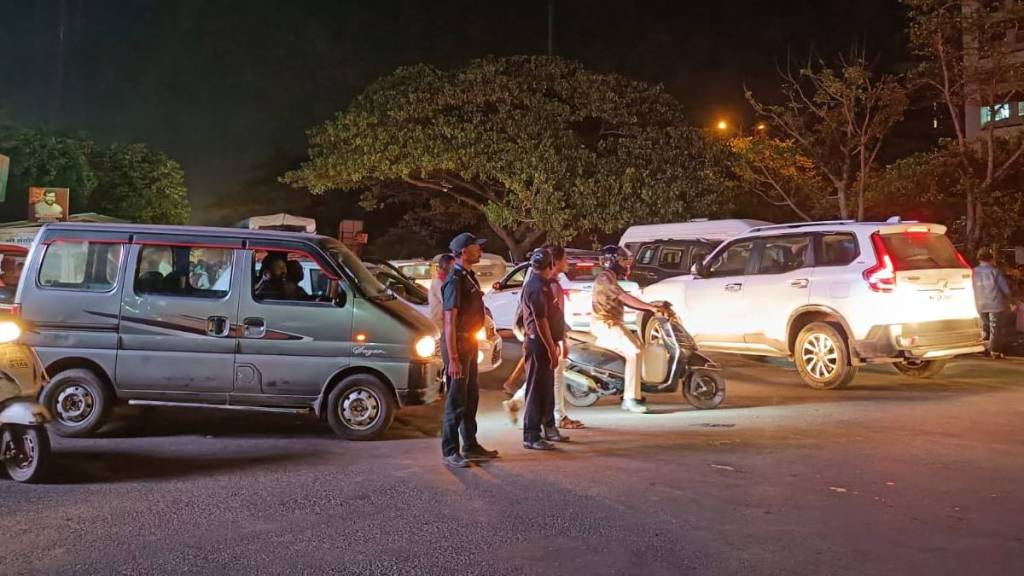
[{"x1": 600, "y1": 245, "x2": 633, "y2": 277}]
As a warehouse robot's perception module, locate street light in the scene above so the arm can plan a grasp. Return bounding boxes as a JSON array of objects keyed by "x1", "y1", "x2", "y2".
[
  {"x1": 756, "y1": 123, "x2": 767, "y2": 131},
  {"x1": 716, "y1": 120, "x2": 729, "y2": 131}
]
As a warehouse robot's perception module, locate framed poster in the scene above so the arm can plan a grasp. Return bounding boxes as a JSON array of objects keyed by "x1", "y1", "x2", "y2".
[{"x1": 28, "y1": 187, "x2": 70, "y2": 223}]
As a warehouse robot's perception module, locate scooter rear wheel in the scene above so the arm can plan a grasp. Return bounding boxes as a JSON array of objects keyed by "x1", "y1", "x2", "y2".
[
  {"x1": 2, "y1": 425, "x2": 50, "y2": 483},
  {"x1": 684, "y1": 370, "x2": 725, "y2": 410}
]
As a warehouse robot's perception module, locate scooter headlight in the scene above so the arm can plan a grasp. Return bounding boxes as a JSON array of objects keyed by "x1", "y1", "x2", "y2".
[{"x1": 0, "y1": 321, "x2": 21, "y2": 343}]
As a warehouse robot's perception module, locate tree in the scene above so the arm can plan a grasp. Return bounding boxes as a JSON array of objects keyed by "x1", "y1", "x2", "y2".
[
  {"x1": 0, "y1": 128, "x2": 96, "y2": 221},
  {"x1": 284, "y1": 56, "x2": 730, "y2": 259},
  {"x1": 728, "y1": 136, "x2": 833, "y2": 222},
  {"x1": 905, "y1": 0, "x2": 1024, "y2": 253},
  {"x1": 86, "y1": 143, "x2": 190, "y2": 224},
  {"x1": 746, "y1": 51, "x2": 908, "y2": 221}
]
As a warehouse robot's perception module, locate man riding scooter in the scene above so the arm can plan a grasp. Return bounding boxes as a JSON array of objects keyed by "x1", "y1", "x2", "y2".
[{"x1": 591, "y1": 245, "x2": 667, "y2": 414}]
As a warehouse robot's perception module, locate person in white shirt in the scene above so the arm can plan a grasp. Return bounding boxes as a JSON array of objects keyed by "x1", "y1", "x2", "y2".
[{"x1": 428, "y1": 254, "x2": 456, "y2": 330}]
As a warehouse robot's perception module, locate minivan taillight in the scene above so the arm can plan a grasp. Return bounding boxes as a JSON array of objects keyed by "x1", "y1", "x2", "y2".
[{"x1": 864, "y1": 234, "x2": 897, "y2": 293}]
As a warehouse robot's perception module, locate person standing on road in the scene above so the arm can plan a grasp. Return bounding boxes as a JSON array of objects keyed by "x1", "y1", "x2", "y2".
[
  {"x1": 591, "y1": 246, "x2": 666, "y2": 413},
  {"x1": 429, "y1": 254, "x2": 456, "y2": 329},
  {"x1": 520, "y1": 248, "x2": 567, "y2": 450},
  {"x1": 974, "y1": 248, "x2": 1016, "y2": 360},
  {"x1": 441, "y1": 233, "x2": 500, "y2": 468},
  {"x1": 503, "y1": 245, "x2": 585, "y2": 429}
]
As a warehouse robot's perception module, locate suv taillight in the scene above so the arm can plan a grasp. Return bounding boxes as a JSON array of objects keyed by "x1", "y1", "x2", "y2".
[{"x1": 863, "y1": 234, "x2": 896, "y2": 293}]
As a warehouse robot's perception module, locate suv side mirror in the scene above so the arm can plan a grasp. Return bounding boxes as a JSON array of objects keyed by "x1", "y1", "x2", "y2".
[
  {"x1": 492, "y1": 281, "x2": 502, "y2": 291},
  {"x1": 690, "y1": 262, "x2": 706, "y2": 278}
]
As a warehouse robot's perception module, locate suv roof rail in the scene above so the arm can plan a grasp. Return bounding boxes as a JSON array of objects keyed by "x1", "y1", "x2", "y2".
[{"x1": 744, "y1": 220, "x2": 858, "y2": 234}]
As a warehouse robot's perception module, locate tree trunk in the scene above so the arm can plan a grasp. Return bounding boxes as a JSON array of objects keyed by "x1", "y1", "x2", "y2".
[{"x1": 837, "y1": 184, "x2": 849, "y2": 220}]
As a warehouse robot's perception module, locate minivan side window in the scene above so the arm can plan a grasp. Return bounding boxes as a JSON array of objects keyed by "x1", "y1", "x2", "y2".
[
  {"x1": 38, "y1": 240, "x2": 123, "y2": 291},
  {"x1": 636, "y1": 245, "x2": 657, "y2": 266},
  {"x1": 819, "y1": 234, "x2": 859, "y2": 267},
  {"x1": 755, "y1": 235, "x2": 811, "y2": 275},
  {"x1": 705, "y1": 241, "x2": 755, "y2": 277},
  {"x1": 658, "y1": 247, "x2": 686, "y2": 270},
  {"x1": 135, "y1": 245, "x2": 233, "y2": 299},
  {"x1": 252, "y1": 250, "x2": 338, "y2": 303}
]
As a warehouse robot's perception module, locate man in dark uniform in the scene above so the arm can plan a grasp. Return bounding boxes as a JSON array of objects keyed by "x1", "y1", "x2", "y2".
[
  {"x1": 520, "y1": 248, "x2": 568, "y2": 450},
  {"x1": 441, "y1": 232, "x2": 500, "y2": 468}
]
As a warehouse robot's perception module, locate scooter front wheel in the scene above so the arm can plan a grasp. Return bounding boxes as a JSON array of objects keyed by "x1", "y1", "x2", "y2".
[
  {"x1": 684, "y1": 370, "x2": 725, "y2": 410},
  {"x1": 2, "y1": 425, "x2": 51, "y2": 483}
]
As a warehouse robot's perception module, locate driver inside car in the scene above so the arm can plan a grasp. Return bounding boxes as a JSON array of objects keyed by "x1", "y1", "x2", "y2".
[{"x1": 591, "y1": 245, "x2": 667, "y2": 414}]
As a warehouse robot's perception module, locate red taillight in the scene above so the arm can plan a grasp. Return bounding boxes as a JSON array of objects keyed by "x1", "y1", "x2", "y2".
[
  {"x1": 9, "y1": 304, "x2": 21, "y2": 317},
  {"x1": 864, "y1": 234, "x2": 897, "y2": 293},
  {"x1": 955, "y1": 251, "x2": 971, "y2": 270}
]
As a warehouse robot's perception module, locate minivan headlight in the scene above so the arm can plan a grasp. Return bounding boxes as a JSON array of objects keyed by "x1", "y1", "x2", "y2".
[
  {"x1": 0, "y1": 321, "x2": 21, "y2": 344},
  {"x1": 415, "y1": 336, "x2": 437, "y2": 358}
]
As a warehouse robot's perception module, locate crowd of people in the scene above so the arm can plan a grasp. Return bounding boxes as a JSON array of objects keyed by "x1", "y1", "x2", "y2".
[{"x1": 431, "y1": 232, "x2": 666, "y2": 468}]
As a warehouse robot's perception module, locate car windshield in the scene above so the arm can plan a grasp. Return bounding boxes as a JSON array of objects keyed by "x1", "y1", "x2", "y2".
[
  {"x1": 320, "y1": 239, "x2": 391, "y2": 299},
  {"x1": 881, "y1": 233, "x2": 966, "y2": 271}
]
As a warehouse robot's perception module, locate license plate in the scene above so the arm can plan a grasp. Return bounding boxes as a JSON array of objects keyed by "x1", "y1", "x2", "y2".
[{"x1": 2, "y1": 347, "x2": 31, "y2": 370}]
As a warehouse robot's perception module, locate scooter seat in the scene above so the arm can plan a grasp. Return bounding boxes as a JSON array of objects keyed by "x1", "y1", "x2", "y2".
[{"x1": 567, "y1": 330, "x2": 597, "y2": 344}]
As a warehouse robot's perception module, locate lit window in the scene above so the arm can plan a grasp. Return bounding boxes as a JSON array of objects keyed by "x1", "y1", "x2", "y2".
[
  {"x1": 1018, "y1": 102, "x2": 1024, "y2": 117},
  {"x1": 981, "y1": 106, "x2": 991, "y2": 125},
  {"x1": 994, "y1": 103, "x2": 1011, "y2": 122}
]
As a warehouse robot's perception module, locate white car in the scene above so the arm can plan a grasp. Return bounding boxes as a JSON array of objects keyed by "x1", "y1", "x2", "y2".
[
  {"x1": 641, "y1": 220, "x2": 985, "y2": 389},
  {"x1": 485, "y1": 253, "x2": 640, "y2": 332},
  {"x1": 362, "y1": 263, "x2": 502, "y2": 373}
]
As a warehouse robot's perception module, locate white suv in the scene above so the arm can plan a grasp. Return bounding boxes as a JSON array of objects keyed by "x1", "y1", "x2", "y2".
[{"x1": 641, "y1": 220, "x2": 985, "y2": 389}]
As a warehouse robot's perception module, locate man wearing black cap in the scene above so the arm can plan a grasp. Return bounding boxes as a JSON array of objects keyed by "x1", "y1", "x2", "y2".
[
  {"x1": 441, "y1": 232, "x2": 500, "y2": 468},
  {"x1": 519, "y1": 248, "x2": 568, "y2": 450}
]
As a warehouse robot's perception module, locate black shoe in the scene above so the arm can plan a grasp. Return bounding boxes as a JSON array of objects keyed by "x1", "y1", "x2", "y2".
[
  {"x1": 463, "y1": 445, "x2": 500, "y2": 460},
  {"x1": 522, "y1": 439, "x2": 556, "y2": 451},
  {"x1": 443, "y1": 454, "x2": 470, "y2": 468},
  {"x1": 543, "y1": 428, "x2": 570, "y2": 443}
]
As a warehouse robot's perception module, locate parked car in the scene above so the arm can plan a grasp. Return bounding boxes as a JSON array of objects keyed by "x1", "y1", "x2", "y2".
[
  {"x1": 18, "y1": 223, "x2": 442, "y2": 440},
  {"x1": 485, "y1": 250, "x2": 639, "y2": 332},
  {"x1": 389, "y1": 258, "x2": 432, "y2": 289},
  {"x1": 360, "y1": 262, "x2": 502, "y2": 373},
  {"x1": 641, "y1": 220, "x2": 985, "y2": 389},
  {"x1": 394, "y1": 253, "x2": 509, "y2": 294}
]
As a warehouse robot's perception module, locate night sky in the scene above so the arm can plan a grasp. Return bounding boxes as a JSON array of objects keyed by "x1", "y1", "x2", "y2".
[{"x1": 1, "y1": 0, "x2": 909, "y2": 226}]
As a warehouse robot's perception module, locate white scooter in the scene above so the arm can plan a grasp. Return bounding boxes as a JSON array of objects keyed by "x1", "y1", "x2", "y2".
[{"x1": 0, "y1": 318, "x2": 52, "y2": 483}]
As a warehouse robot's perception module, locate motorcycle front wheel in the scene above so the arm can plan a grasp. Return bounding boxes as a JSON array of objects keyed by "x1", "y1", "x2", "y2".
[
  {"x1": 1, "y1": 425, "x2": 51, "y2": 483},
  {"x1": 684, "y1": 369, "x2": 725, "y2": 410}
]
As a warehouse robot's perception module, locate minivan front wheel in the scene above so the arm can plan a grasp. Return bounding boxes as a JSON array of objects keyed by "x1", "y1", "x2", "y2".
[
  {"x1": 794, "y1": 322, "x2": 858, "y2": 390},
  {"x1": 41, "y1": 369, "x2": 113, "y2": 438},
  {"x1": 326, "y1": 374, "x2": 396, "y2": 440}
]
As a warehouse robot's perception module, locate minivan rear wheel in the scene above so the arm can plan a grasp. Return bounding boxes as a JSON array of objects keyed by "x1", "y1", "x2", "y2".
[
  {"x1": 41, "y1": 368, "x2": 113, "y2": 438},
  {"x1": 326, "y1": 374, "x2": 396, "y2": 440},
  {"x1": 892, "y1": 358, "x2": 949, "y2": 379},
  {"x1": 794, "y1": 322, "x2": 858, "y2": 390}
]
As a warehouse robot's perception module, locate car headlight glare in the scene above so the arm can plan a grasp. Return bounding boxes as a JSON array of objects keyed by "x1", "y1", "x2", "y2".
[
  {"x1": 475, "y1": 328, "x2": 487, "y2": 342},
  {"x1": 415, "y1": 336, "x2": 437, "y2": 358},
  {"x1": 0, "y1": 321, "x2": 21, "y2": 344}
]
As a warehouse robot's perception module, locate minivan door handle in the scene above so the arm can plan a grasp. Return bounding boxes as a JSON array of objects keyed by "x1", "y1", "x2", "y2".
[
  {"x1": 789, "y1": 278, "x2": 809, "y2": 289},
  {"x1": 206, "y1": 316, "x2": 231, "y2": 338},
  {"x1": 243, "y1": 317, "x2": 266, "y2": 339},
  {"x1": 724, "y1": 283, "x2": 743, "y2": 292}
]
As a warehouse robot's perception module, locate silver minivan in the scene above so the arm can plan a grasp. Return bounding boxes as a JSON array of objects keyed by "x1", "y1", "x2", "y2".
[{"x1": 15, "y1": 223, "x2": 441, "y2": 440}]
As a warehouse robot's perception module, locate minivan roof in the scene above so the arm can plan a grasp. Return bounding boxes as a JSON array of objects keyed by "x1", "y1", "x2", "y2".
[
  {"x1": 38, "y1": 222, "x2": 325, "y2": 245},
  {"x1": 619, "y1": 219, "x2": 773, "y2": 245}
]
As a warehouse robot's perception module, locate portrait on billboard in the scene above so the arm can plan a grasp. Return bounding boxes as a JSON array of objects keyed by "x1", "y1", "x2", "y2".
[{"x1": 28, "y1": 187, "x2": 69, "y2": 223}]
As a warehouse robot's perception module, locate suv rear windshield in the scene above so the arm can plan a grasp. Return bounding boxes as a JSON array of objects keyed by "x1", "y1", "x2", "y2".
[{"x1": 881, "y1": 233, "x2": 966, "y2": 271}]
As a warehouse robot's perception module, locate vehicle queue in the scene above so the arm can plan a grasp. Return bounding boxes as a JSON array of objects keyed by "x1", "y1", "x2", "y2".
[{"x1": 0, "y1": 217, "x2": 1014, "y2": 480}]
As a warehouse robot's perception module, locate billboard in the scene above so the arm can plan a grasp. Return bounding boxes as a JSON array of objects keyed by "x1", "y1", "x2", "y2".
[
  {"x1": 0, "y1": 154, "x2": 9, "y2": 203},
  {"x1": 28, "y1": 187, "x2": 70, "y2": 223}
]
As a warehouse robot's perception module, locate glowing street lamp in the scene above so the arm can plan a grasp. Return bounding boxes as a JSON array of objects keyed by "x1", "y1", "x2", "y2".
[{"x1": 716, "y1": 120, "x2": 729, "y2": 131}]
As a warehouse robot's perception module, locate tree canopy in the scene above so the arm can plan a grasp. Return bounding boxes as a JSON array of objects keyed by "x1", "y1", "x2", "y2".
[{"x1": 284, "y1": 56, "x2": 731, "y2": 258}]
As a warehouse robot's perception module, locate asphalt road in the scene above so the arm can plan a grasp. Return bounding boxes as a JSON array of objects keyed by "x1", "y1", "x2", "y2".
[{"x1": 2, "y1": 343, "x2": 1024, "y2": 575}]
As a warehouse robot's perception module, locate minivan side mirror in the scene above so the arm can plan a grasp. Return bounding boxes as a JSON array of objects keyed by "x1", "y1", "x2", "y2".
[{"x1": 334, "y1": 290, "x2": 348, "y2": 308}]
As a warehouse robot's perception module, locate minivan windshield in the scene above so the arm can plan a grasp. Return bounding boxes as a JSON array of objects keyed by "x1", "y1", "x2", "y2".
[
  {"x1": 320, "y1": 239, "x2": 391, "y2": 299},
  {"x1": 881, "y1": 233, "x2": 966, "y2": 271}
]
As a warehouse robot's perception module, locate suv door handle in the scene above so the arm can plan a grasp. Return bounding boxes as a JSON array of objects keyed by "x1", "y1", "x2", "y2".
[
  {"x1": 206, "y1": 316, "x2": 231, "y2": 338},
  {"x1": 789, "y1": 278, "x2": 809, "y2": 289},
  {"x1": 724, "y1": 283, "x2": 742, "y2": 292},
  {"x1": 243, "y1": 317, "x2": 266, "y2": 339}
]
